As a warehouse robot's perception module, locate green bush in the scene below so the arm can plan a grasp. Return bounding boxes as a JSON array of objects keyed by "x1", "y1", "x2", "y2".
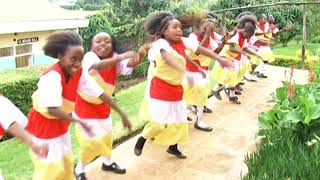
[
  {"x1": 271, "y1": 55, "x2": 311, "y2": 69},
  {"x1": 311, "y1": 36, "x2": 320, "y2": 43}
]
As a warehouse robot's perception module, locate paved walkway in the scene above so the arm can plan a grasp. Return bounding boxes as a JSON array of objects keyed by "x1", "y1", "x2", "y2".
[{"x1": 86, "y1": 65, "x2": 308, "y2": 180}]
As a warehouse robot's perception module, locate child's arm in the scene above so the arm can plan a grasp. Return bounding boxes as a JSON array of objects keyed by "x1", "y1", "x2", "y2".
[
  {"x1": 160, "y1": 49, "x2": 185, "y2": 72},
  {"x1": 185, "y1": 55, "x2": 206, "y2": 78},
  {"x1": 127, "y1": 43, "x2": 151, "y2": 68},
  {"x1": 243, "y1": 47, "x2": 263, "y2": 60},
  {"x1": 195, "y1": 46, "x2": 234, "y2": 68},
  {"x1": 7, "y1": 122, "x2": 48, "y2": 157},
  {"x1": 90, "y1": 51, "x2": 137, "y2": 71},
  {"x1": 99, "y1": 93, "x2": 131, "y2": 130}
]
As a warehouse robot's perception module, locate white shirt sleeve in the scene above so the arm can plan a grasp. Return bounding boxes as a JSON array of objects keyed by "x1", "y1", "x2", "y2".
[
  {"x1": 214, "y1": 32, "x2": 223, "y2": 42},
  {"x1": 78, "y1": 71, "x2": 104, "y2": 98},
  {"x1": 182, "y1": 37, "x2": 198, "y2": 52},
  {"x1": 0, "y1": 96, "x2": 27, "y2": 130},
  {"x1": 188, "y1": 33, "x2": 200, "y2": 46},
  {"x1": 153, "y1": 38, "x2": 172, "y2": 54},
  {"x1": 227, "y1": 33, "x2": 239, "y2": 44},
  {"x1": 117, "y1": 59, "x2": 133, "y2": 75},
  {"x1": 208, "y1": 37, "x2": 219, "y2": 51},
  {"x1": 147, "y1": 43, "x2": 156, "y2": 62},
  {"x1": 82, "y1": 52, "x2": 101, "y2": 72},
  {"x1": 273, "y1": 27, "x2": 279, "y2": 34},
  {"x1": 38, "y1": 71, "x2": 63, "y2": 108}
]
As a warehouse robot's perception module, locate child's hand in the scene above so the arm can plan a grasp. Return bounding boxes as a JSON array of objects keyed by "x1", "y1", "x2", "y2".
[
  {"x1": 218, "y1": 57, "x2": 234, "y2": 68},
  {"x1": 31, "y1": 141, "x2": 49, "y2": 158},
  {"x1": 198, "y1": 68, "x2": 207, "y2": 79},
  {"x1": 128, "y1": 54, "x2": 140, "y2": 67},
  {"x1": 119, "y1": 51, "x2": 137, "y2": 60},
  {"x1": 75, "y1": 119, "x2": 94, "y2": 136},
  {"x1": 121, "y1": 113, "x2": 132, "y2": 131}
]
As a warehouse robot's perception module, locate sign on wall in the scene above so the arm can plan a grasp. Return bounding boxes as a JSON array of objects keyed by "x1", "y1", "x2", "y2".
[{"x1": 17, "y1": 37, "x2": 39, "y2": 45}]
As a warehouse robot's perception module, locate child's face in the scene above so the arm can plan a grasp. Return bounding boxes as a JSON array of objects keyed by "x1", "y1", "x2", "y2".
[
  {"x1": 59, "y1": 45, "x2": 84, "y2": 75},
  {"x1": 259, "y1": 17, "x2": 266, "y2": 24},
  {"x1": 268, "y1": 15, "x2": 274, "y2": 23},
  {"x1": 243, "y1": 30, "x2": 254, "y2": 38},
  {"x1": 163, "y1": 19, "x2": 183, "y2": 42},
  {"x1": 92, "y1": 33, "x2": 113, "y2": 58},
  {"x1": 198, "y1": 21, "x2": 214, "y2": 37}
]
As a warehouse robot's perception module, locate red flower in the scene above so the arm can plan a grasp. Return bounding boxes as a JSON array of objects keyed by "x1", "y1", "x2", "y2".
[
  {"x1": 288, "y1": 84, "x2": 295, "y2": 100},
  {"x1": 309, "y1": 66, "x2": 316, "y2": 82}
]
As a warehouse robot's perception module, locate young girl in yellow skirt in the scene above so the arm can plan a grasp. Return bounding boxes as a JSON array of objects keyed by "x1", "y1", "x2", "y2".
[
  {"x1": 134, "y1": 11, "x2": 233, "y2": 158},
  {"x1": 183, "y1": 17, "x2": 220, "y2": 132},
  {"x1": 73, "y1": 32, "x2": 149, "y2": 180},
  {"x1": 211, "y1": 16, "x2": 257, "y2": 104},
  {"x1": 255, "y1": 14, "x2": 275, "y2": 78},
  {"x1": 26, "y1": 31, "x2": 125, "y2": 180}
]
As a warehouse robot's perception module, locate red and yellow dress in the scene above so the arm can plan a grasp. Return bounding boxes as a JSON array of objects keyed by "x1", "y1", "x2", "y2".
[
  {"x1": 27, "y1": 63, "x2": 103, "y2": 180},
  {"x1": 213, "y1": 31, "x2": 248, "y2": 87},
  {"x1": 142, "y1": 38, "x2": 198, "y2": 145},
  {"x1": 183, "y1": 32, "x2": 218, "y2": 106},
  {"x1": 256, "y1": 22, "x2": 275, "y2": 63},
  {"x1": 74, "y1": 52, "x2": 133, "y2": 165}
]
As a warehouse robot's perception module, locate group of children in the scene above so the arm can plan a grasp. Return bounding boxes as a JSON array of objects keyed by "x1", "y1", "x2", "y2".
[{"x1": 0, "y1": 10, "x2": 287, "y2": 180}]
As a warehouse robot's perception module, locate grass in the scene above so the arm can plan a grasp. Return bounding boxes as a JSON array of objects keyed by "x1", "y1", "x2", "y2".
[
  {"x1": 244, "y1": 129, "x2": 320, "y2": 179},
  {"x1": 0, "y1": 81, "x2": 147, "y2": 180},
  {"x1": 273, "y1": 41, "x2": 320, "y2": 57}
]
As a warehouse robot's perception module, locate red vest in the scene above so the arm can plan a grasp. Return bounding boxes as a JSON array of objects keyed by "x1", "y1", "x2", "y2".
[
  {"x1": 27, "y1": 63, "x2": 82, "y2": 139},
  {"x1": 150, "y1": 39, "x2": 185, "y2": 101},
  {"x1": 0, "y1": 124, "x2": 4, "y2": 138},
  {"x1": 74, "y1": 53, "x2": 117, "y2": 119}
]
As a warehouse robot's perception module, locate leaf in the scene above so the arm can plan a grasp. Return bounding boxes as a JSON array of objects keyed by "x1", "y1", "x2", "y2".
[
  {"x1": 281, "y1": 110, "x2": 303, "y2": 128},
  {"x1": 310, "y1": 104, "x2": 320, "y2": 120},
  {"x1": 258, "y1": 111, "x2": 275, "y2": 129},
  {"x1": 304, "y1": 115, "x2": 311, "y2": 125}
]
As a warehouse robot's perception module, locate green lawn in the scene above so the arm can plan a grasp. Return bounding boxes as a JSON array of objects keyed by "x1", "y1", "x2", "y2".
[
  {"x1": 0, "y1": 81, "x2": 147, "y2": 180},
  {"x1": 273, "y1": 41, "x2": 320, "y2": 57}
]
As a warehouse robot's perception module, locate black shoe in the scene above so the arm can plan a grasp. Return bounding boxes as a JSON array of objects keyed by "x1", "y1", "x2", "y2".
[
  {"x1": 187, "y1": 116, "x2": 193, "y2": 121},
  {"x1": 75, "y1": 173, "x2": 87, "y2": 180},
  {"x1": 102, "y1": 162, "x2": 126, "y2": 174},
  {"x1": 229, "y1": 96, "x2": 241, "y2": 104},
  {"x1": 239, "y1": 82, "x2": 245, "y2": 85},
  {"x1": 256, "y1": 72, "x2": 268, "y2": 78},
  {"x1": 235, "y1": 90, "x2": 242, "y2": 95},
  {"x1": 194, "y1": 121, "x2": 213, "y2": 132},
  {"x1": 203, "y1": 106, "x2": 213, "y2": 113},
  {"x1": 167, "y1": 145, "x2": 187, "y2": 159},
  {"x1": 134, "y1": 136, "x2": 146, "y2": 156},
  {"x1": 236, "y1": 85, "x2": 243, "y2": 91}
]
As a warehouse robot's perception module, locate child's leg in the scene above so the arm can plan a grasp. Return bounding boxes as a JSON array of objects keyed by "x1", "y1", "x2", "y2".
[
  {"x1": 167, "y1": 144, "x2": 187, "y2": 159},
  {"x1": 229, "y1": 87, "x2": 241, "y2": 104},
  {"x1": 134, "y1": 136, "x2": 147, "y2": 156},
  {"x1": 194, "y1": 106, "x2": 213, "y2": 132},
  {"x1": 208, "y1": 83, "x2": 224, "y2": 100}
]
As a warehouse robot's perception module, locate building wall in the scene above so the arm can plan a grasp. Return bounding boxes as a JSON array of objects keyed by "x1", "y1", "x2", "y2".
[{"x1": 0, "y1": 29, "x2": 64, "y2": 71}]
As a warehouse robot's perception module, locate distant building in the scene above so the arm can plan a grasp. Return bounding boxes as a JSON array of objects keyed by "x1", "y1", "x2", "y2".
[{"x1": 0, "y1": 0, "x2": 89, "y2": 70}]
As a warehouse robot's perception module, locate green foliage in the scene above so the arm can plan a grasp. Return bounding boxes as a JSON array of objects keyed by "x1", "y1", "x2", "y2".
[
  {"x1": 311, "y1": 36, "x2": 320, "y2": 44},
  {"x1": 244, "y1": 128, "x2": 320, "y2": 179},
  {"x1": 258, "y1": 62, "x2": 320, "y2": 141},
  {"x1": 270, "y1": 55, "x2": 313, "y2": 69}
]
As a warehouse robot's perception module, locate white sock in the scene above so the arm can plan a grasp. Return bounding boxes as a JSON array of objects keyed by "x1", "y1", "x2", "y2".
[
  {"x1": 75, "y1": 162, "x2": 85, "y2": 175},
  {"x1": 213, "y1": 84, "x2": 223, "y2": 92},
  {"x1": 196, "y1": 106, "x2": 209, "y2": 128},
  {"x1": 256, "y1": 62, "x2": 265, "y2": 74},
  {"x1": 230, "y1": 90, "x2": 236, "y2": 97},
  {"x1": 103, "y1": 156, "x2": 112, "y2": 166},
  {"x1": 245, "y1": 71, "x2": 253, "y2": 80},
  {"x1": 196, "y1": 106, "x2": 204, "y2": 122}
]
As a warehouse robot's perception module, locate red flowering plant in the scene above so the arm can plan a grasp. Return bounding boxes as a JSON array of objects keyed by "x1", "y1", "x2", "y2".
[
  {"x1": 287, "y1": 65, "x2": 295, "y2": 101},
  {"x1": 309, "y1": 66, "x2": 316, "y2": 82}
]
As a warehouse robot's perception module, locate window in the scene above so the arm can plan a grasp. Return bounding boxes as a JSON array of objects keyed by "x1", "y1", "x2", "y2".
[
  {"x1": 0, "y1": 47, "x2": 14, "y2": 57},
  {"x1": 16, "y1": 44, "x2": 32, "y2": 55},
  {"x1": 16, "y1": 55, "x2": 31, "y2": 68}
]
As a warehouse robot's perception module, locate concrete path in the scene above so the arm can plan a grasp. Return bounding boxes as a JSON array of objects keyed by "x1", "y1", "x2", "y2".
[{"x1": 85, "y1": 65, "x2": 308, "y2": 180}]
